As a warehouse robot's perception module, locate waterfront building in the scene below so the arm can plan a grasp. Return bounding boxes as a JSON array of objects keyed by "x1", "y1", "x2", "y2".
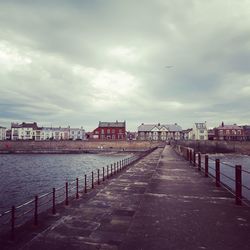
[
  {"x1": 137, "y1": 123, "x2": 182, "y2": 141},
  {"x1": 214, "y1": 122, "x2": 244, "y2": 141},
  {"x1": 208, "y1": 129, "x2": 215, "y2": 140},
  {"x1": 191, "y1": 122, "x2": 208, "y2": 140},
  {"x1": 5, "y1": 129, "x2": 11, "y2": 140},
  {"x1": 11, "y1": 122, "x2": 39, "y2": 140},
  {"x1": 181, "y1": 128, "x2": 193, "y2": 140},
  {"x1": 242, "y1": 125, "x2": 250, "y2": 141},
  {"x1": 41, "y1": 127, "x2": 69, "y2": 140},
  {"x1": 0, "y1": 126, "x2": 6, "y2": 140},
  {"x1": 69, "y1": 127, "x2": 86, "y2": 140},
  {"x1": 126, "y1": 131, "x2": 138, "y2": 140},
  {"x1": 93, "y1": 121, "x2": 126, "y2": 140}
]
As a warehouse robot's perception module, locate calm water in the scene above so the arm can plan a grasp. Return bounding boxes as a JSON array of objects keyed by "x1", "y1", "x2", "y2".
[
  {"x1": 0, "y1": 153, "x2": 131, "y2": 213},
  {"x1": 206, "y1": 153, "x2": 250, "y2": 201}
]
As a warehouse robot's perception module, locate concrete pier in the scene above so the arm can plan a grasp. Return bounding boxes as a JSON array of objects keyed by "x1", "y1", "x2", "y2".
[{"x1": 5, "y1": 146, "x2": 250, "y2": 249}]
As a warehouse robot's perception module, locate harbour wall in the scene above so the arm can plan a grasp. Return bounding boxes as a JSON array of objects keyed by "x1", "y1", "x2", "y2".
[
  {"x1": 176, "y1": 140, "x2": 250, "y2": 155},
  {"x1": 0, "y1": 140, "x2": 161, "y2": 153}
]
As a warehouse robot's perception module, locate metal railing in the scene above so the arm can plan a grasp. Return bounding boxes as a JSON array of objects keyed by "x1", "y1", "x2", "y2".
[
  {"x1": 0, "y1": 149, "x2": 155, "y2": 240},
  {"x1": 173, "y1": 145, "x2": 250, "y2": 207}
]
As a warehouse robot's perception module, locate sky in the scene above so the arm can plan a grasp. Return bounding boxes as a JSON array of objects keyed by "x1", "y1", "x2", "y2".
[{"x1": 1, "y1": 0, "x2": 250, "y2": 131}]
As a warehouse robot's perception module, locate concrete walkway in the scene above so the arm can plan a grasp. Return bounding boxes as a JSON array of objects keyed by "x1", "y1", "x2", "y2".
[{"x1": 19, "y1": 146, "x2": 250, "y2": 249}]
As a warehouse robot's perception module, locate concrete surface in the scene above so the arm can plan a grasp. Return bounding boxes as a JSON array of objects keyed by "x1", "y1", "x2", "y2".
[{"x1": 4, "y1": 146, "x2": 250, "y2": 249}]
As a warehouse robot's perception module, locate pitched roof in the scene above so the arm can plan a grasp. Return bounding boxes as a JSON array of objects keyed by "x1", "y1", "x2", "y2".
[
  {"x1": 138, "y1": 123, "x2": 182, "y2": 132},
  {"x1": 98, "y1": 121, "x2": 126, "y2": 128},
  {"x1": 138, "y1": 124, "x2": 156, "y2": 132},
  {"x1": 11, "y1": 122, "x2": 38, "y2": 129},
  {"x1": 217, "y1": 124, "x2": 242, "y2": 129}
]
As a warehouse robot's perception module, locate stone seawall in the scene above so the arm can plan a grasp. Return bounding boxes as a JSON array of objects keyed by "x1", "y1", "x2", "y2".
[
  {"x1": 0, "y1": 140, "x2": 161, "y2": 153},
  {"x1": 176, "y1": 140, "x2": 250, "y2": 155}
]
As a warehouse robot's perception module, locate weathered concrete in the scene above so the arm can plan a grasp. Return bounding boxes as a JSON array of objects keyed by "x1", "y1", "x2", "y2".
[
  {"x1": 4, "y1": 146, "x2": 250, "y2": 250},
  {"x1": 0, "y1": 140, "x2": 160, "y2": 153}
]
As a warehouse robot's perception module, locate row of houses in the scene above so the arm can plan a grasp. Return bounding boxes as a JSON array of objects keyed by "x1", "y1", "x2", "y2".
[
  {"x1": 0, "y1": 123, "x2": 86, "y2": 141},
  {"x1": 0, "y1": 121, "x2": 250, "y2": 141}
]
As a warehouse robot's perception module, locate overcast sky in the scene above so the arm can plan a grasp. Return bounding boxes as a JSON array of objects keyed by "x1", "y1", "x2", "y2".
[{"x1": 1, "y1": 0, "x2": 250, "y2": 131}]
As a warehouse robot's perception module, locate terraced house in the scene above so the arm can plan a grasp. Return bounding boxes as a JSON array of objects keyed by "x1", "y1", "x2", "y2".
[{"x1": 137, "y1": 123, "x2": 182, "y2": 141}]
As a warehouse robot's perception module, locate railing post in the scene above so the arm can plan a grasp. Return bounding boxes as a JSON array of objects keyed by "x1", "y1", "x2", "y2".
[
  {"x1": 34, "y1": 195, "x2": 38, "y2": 226},
  {"x1": 76, "y1": 178, "x2": 79, "y2": 199},
  {"x1": 11, "y1": 205, "x2": 15, "y2": 240},
  {"x1": 114, "y1": 163, "x2": 116, "y2": 174},
  {"x1": 107, "y1": 165, "x2": 109, "y2": 179},
  {"x1": 215, "y1": 159, "x2": 220, "y2": 187},
  {"x1": 103, "y1": 167, "x2": 105, "y2": 181},
  {"x1": 111, "y1": 164, "x2": 113, "y2": 176},
  {"x1": 235, "y1": 165, "x2": 242, "y2": 205},
  {"x1": 198, "y1": 153, "x2": 201, "y2": 171},
  {"x1": 117, "y1": 161, "x2": 119, "y2": 172},
  {"x1": 186, "y1": 149, "x2": 189, "y2": 161},
  {"x1": 98, "y1": 169, "x2": 100, "y2": 185},
  {"x1": 52, "y1": 188, "x2": 56, "y2": 214},
  {"x1": 205, "y1": 155, "x2": 208, "y2": 177},
  {"x1": 92, "y1": 171, "x2": 94, "y2": 189},
  {"x1": 65, "y1": 182, "x2": 69, "y2": 205},
  {"x1": 120, "y1": 160, "x2": 122, "y2": 171},
  {"x1": 193, "y1": 150, "x2": 196, "y2": 167},
  {"x1": 189, "y1": 150, "x2": 192, "y2": 164},
  {"x1": 84, "y1": 174, "x2": 87, "y2": 193}
]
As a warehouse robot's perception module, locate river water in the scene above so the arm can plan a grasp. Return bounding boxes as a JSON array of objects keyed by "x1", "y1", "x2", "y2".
[{"x1": 0, "y1": 153, "x2": 131, "y2": 213}]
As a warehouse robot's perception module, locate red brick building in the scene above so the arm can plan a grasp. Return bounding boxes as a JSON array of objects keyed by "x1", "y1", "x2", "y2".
[
  {"x1": 214, "y1": 122, "x2": 244, "y2": 141},
  {"x1": 93, "y1": 121, "x2": 126, "y2": 140}
]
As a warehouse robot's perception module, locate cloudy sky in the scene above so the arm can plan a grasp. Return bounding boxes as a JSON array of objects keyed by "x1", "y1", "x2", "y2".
[{"x1": 1, "y1": 0, "x2": 250, "y2": 131}]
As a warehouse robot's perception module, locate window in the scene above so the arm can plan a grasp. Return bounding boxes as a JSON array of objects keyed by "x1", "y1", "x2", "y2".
[
  {"x1": 200, "y1": 135, "x2": 204, "y2": 140},
  {"x1": 112, "y1": 129, "x2": 115, "y2": 134},
  {"x1": 107, "y1": 129, "x2": 110, "y2": 134},
  {"x1": 119, "y1": 129, "x2": 122, "y2": 133},
  {"x1": 226, "y1": 130, "x2": 230, "y2": 135},
  {"x1": 237, "y1": 130, "x2": 241, "y2": 135},
  {"x1": 101, "y1": 129, "x2": 104, "y2": 134},
  {"x1": 200, "y1": 130, "x2": 204, "y2": 133}
]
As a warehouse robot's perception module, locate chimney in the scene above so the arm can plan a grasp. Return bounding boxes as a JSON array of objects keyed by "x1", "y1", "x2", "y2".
[{"x1": 222, "y1": 121, "x2": 224, "y2": 127}]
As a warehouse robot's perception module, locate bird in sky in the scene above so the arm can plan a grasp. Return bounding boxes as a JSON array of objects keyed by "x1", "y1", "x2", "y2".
[{"x1": 165, "y1": 65, "x2": 173, "y2": 68}]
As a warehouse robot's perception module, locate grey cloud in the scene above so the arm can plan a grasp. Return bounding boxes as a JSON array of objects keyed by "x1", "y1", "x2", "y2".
[{"x1": 1, "y1": 0, "x2": 250, "y2": 130}]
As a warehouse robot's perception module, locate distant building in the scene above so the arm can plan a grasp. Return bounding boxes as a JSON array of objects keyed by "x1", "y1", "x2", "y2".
[
  {"x1": 242, "y1": 125, "x2": 250, "y2": 141},
  {"x1": 0, "y1": 126, "x2": 6, "y2": 140},
  {"x1": 93, "y1": 121, "x2": 126, "y2": 140},
  {"x1": 190, "y1": 122, "x2": 208, "y2": 140},
  {"x1": 126, "y1": 131, "x2": 138, "y2": 140},
  {"x1": 181, "y1": 128, "x2": 193, "y2": 140},
  {"x1": 11, "y1": 122, "x2": 39, "y2": 140},
  {"x1": 137, "y1": 123, "x2": 182, "y2": 141},
  {"x1": 69, "y1": 127, "x2": 86, "y2": 140},
  {"x1": 5, "y1": 129, "x2": 11, "y2": 140},
  {"x1": 10, "y1": 122, "x2": 85, "y2": 141},
  {"x1": 214, "y1": 122, "x2": 244, "y2": 141},
  {"x1": 208, "y1": 129, "x2": 215, "y2": 140}
]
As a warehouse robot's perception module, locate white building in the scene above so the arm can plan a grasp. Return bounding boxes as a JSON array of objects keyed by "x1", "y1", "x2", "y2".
[
  {"x1": 11, "y1": 122, "x2": 39, "y2": 140},
  {"x1": 138, "y1": 123, "x2": 182, "y2": 141},
  {"x1": 0, "y1": 126, "x2": 6, "y2": 140},
  {"x1": 41, "y1": 126, "x2": 85, "y2": 140},
  {"x1": 69, "y1": 127, "x2": 86, "y2": 140},
  {"x1": 191, "y1": 122, "x2": 208, "y2": 140}
]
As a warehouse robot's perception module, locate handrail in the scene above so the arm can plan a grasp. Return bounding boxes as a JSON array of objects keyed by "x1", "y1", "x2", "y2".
[
  {"x1": 173, "y1": 145, "x2": 250, "y2": 207},
  {"x1": 0, "y1": 148, "x2": 156, "y2": 239}
]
